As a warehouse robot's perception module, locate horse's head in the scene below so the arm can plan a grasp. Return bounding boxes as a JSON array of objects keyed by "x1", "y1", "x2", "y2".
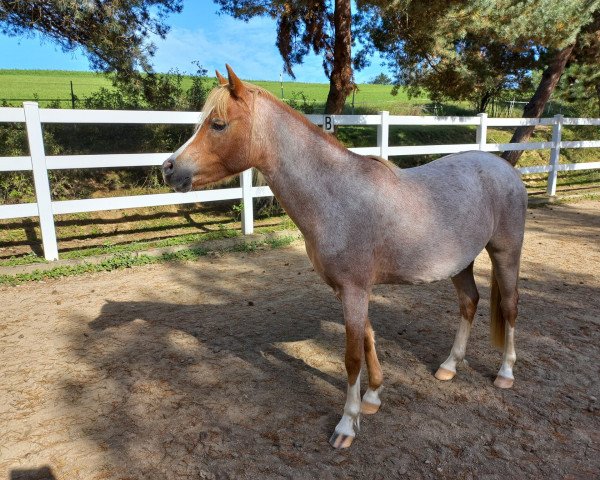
[{"x1": 162, "y1": 65, "x2": 255, "y2": 192}]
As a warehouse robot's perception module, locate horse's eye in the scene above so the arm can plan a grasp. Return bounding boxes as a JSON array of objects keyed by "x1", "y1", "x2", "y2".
[{"x1": 211, "y1": 119, "x2": 227, "y2": 131}]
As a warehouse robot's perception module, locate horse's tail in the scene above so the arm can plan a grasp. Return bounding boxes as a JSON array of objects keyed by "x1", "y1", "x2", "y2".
[{"x1": 490, "y1": 265, "x2": 505, "y2": 349}]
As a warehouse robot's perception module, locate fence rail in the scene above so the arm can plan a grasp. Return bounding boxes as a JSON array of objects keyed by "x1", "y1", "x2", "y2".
[{"x1": 1, "y1": 103, "x2": 599, "y2": 260}]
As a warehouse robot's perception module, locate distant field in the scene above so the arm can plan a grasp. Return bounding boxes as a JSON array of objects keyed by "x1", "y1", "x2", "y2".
[
  {"x1": 0, "y1": 70, "x2": 112, "y2": 104},
  {"x1": 0, "y1": 69, "x2": 432, "y2": 113},
  {"x1": 253, "y1": 80, "x2": 430, "y2": 113}
]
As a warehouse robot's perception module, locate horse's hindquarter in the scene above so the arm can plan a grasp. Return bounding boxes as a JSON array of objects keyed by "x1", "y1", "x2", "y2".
[{"x1": 373, "y1": 152, "x2": 526, "y2": 284}]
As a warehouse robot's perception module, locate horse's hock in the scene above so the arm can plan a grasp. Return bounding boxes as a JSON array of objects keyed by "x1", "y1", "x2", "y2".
[{"x1": 1, "y1": 200, "x2": 599, "y2": 479}]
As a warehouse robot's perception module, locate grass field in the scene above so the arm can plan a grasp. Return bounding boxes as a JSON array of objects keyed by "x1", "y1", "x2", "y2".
[
  {"x1": 0, "y1": 69, "x2": 112, "y2": 104},
  {"x1": 0, "y1": 69, "x2": 432, "y2": 113}
]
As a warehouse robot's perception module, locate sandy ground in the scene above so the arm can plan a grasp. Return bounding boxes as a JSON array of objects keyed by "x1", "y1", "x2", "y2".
[{"x1": 1, "y1": 201, "x2": 599, "y2": 480}]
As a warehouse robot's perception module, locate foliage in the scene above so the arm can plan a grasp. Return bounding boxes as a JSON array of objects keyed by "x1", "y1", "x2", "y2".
[
  {"x1": 368, "y1": 73, "x2": 392, "y2": 85},
  {"x1": 557, "y1": 64, "x2": 600, "y2": 117},
  {"x1": 355, "y1": 0, "x2": 600, "y2": 112},
  {"x1": 556, "y1": 11, "x2": 600, "y2": 116},
  {"x1": 215, "y1": 0, "x2": 331, "y2": 79},
  {"x1": 0, "y1": 67, "x2": 212, "y2": 204},
  {"x1": 0, "y1": 0, "x2": 182, "y2": 83},
  {"x1": 284, "y1": 91, "x2": 318, "y2": 113},
  {"x1": 214, "y1": 0, "x2": 355, "y2": 113}
]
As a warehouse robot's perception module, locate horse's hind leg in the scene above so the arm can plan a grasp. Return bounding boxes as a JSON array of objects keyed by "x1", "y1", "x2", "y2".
[
  {"x1": 435, "y1": 262, "x2": 479, "y2": 381},
  {"x1": 361, "y1": 318, "x2": 383, "y2": 414},
  {"x1": 329, "y1": 285, "x2": 368, "y2": 449},
  {"x1": 487, "y1": 245, "x2": 521, "y2": 389}
]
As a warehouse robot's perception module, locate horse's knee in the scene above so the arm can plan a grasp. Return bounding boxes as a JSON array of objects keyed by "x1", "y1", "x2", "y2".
[{"x1": 500, "y1": 293, "x2": 518, "y2": 326}]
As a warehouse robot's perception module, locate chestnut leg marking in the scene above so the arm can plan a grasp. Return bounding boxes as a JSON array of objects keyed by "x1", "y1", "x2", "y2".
[
  {"x1": 361, "y1": 318, "x2": 383, "y2": 414},
  {"x1": 436, "y1": 263, "x2": 479, "y2": 381}
]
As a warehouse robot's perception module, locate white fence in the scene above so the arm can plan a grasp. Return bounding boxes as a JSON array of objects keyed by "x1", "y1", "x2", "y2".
[{"x1": 1, "y1": 102, "x2": 599, "y2": 261}]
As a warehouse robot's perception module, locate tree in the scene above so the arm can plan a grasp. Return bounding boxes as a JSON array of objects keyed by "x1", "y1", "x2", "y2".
[
  {"x1": 355, "y1": 2, "x2": 539, "y2": 113},
  {"x1": 214, "y1": 0, "x2": 354, "y2": 114},
  {"x1": 503, "y1": 9, "x2": 600, "y2": 164},
  {"x1": 369, "y1": 73, "x2": 392, "y2": 85},
  {"x1": 356, "y1": 0, "x2": 600, "y2": 164},
  {"x1": 0, "y1": 0, "x2": 183, "y2": 84}
]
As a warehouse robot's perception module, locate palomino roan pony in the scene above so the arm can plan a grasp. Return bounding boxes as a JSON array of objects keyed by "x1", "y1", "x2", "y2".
[{"x1": 162, "y1": 65, "x2": 527, "y2": 449}]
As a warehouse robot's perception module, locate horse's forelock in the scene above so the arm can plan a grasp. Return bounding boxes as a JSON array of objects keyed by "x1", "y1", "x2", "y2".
[
  {"x1": 198, "y1": 85, "x2": 230, "y2": 127},
  {"x1": 197, "y1": 82, "x2": 277, "y2": 129}
]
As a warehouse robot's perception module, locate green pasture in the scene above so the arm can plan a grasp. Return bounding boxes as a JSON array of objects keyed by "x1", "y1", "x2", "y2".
[
  {"x1": 0, "y1": 69, "x2": 428, "y2": 112},
  {"x1": 0, "y1": 70, "x2": 112, "y2": 104}
]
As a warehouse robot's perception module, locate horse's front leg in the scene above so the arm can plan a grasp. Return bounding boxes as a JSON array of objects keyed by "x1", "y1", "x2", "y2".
[
  {"x1": 361, "y1": 318, "x2": 383, "y2": 414},
  {"x1": 329, "y1": 286, "x2": 368, "y2": 449}
]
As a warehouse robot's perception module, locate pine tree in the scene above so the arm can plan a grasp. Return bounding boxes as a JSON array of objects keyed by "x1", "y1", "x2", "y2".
[{"x1": 356, "y1": 0, "x2": 600, "y2": 164}]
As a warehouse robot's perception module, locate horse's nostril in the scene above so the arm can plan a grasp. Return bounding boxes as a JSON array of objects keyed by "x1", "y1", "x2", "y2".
[{"x1": 162, "y1": 158, "x2": 175, "y2": 176}]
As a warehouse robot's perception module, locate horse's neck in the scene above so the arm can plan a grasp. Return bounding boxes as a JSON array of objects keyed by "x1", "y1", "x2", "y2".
[{"x1": 255, "y1": 99, "x2": 353, "y2": 235}]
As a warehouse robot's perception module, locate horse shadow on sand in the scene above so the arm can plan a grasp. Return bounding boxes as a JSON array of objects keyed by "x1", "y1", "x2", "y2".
[{"x1": 62, "y1": 232, "x2": 600, "y2": 478}]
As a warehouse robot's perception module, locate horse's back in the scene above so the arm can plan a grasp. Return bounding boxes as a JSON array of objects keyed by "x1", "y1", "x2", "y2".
[
  {"x1": 375, "y1": 151, "x2": 526, "y2": 284},
  {"x1": 407, "y1": 150, "x2": 524, "y2": 198},
  {"x1": 403, "y1": 151, "x2": 526, "y2": 225}
]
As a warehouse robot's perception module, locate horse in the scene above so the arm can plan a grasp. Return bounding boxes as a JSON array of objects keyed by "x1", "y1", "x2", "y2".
[{"x1": 162, "y1": 65, "x2": 527, "y2": 449}]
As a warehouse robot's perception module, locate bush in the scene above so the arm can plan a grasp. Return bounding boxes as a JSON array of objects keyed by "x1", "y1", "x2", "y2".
[{"x1": 1, "y1": 67, "x2": 214, "y2": 204}]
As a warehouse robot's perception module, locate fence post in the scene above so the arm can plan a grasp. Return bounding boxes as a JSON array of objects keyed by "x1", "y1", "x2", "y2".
[
  {"x1": 476, "y1": 113, "x2": 488, "y2": 150},
  {"x1": 377, "y1": 110, "x2": 389, "y2": 159},
  {"x1": 23, "y1": 102, "x2": 59, "y2": 261},
  {"x1": 240, "y1": 168, "x2": 254, "y2": 234},
  {"x1": 547, "y1": 114, "x2": 563, "y2": 196}
]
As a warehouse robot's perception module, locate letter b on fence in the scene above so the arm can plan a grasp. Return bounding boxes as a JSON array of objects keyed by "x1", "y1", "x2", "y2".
[{"x1": 323, "y1": 115, "x2": 334, "y2": 133}]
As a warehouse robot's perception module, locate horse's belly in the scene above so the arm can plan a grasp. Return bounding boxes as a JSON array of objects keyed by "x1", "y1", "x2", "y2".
[
  {"x1": 377, "y1": 255, "x2": 475, "y2": 284},
  {"x1": 375, "y1": 226, "x2": 491, "y2": 285}
]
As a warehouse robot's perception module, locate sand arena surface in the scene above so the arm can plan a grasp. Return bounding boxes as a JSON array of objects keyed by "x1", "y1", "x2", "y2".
[{"x1": 1, "y1": 201, "x2": 599, "y2": 479}]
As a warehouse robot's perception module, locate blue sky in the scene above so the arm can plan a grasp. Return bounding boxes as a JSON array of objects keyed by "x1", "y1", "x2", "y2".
[{"x1": 0, "y1": 2, "x2": 389, "y2": 83}]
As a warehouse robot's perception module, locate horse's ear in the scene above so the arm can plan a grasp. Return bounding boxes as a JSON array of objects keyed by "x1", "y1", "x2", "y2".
[
  {"x1": 215, "y1": 70, "x2": 227, "y2": 86},
  {"x1": 226, "y1": 64, "x2": 246, "y2": 98}
]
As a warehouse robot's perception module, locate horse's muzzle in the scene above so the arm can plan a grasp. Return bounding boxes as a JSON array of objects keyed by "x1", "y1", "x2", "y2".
[{"x1": 162, "y1": 157, "x2": 193, "y2": 193}]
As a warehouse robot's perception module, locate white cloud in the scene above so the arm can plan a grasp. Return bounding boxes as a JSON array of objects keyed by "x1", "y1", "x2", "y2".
[
  {"x1": 150, "y1": 15, "x2": 389, "y2": 83},
  {"x1": 151, "y1": 16, "x2": 307, "y2": 81}
]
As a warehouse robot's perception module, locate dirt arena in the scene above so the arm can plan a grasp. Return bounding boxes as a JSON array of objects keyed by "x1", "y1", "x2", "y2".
[{"x1": 1, "y1": 201, "x2": 599, "y2": 480}]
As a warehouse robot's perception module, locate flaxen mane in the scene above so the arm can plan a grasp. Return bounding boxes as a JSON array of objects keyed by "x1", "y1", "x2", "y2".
[
  {"x1": 200, "y1": 82, "x2": 278, "y2": 125},
  {"x1": 201, "y1": 83, "x2": 397, "y2": 171}
]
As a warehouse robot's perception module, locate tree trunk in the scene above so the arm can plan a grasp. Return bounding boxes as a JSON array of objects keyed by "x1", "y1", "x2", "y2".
[
  {"x1": 502, "y1": 44, "x2": 575, "y2": 165},
  {"x1": 325, "y1": 0, "x2": 353, "y2": 114},
  {"x1": 479, "y1": 92, "x2": 493, "y2": 113}
]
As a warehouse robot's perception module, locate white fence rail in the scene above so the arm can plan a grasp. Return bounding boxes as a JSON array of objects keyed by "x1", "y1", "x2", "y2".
[{"x1": 1, "y1": 103, "x2": 599, "y2": 260}]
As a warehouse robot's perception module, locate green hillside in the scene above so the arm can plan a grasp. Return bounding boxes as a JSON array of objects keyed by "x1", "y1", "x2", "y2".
[
  {"x1": 0, "y1": 69, "x2": 431, "y2": 113},
  {"x1": 0, "y1": 70, "x2": 112, "y2": 103}
]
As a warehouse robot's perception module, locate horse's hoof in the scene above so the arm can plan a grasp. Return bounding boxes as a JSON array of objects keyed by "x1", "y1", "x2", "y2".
[
  {"x1": 494, "y1": 375, "x2": 514, "y2": 389},
  {"x1": 434, "y1": 367, "x2": 456, "y2": 381},
  {"x1": 329, "y1": 432, "x2": 355, "y2": 449},
  {"x1": 361, "y1": 400, "x2": 380, "y2": 415}
]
